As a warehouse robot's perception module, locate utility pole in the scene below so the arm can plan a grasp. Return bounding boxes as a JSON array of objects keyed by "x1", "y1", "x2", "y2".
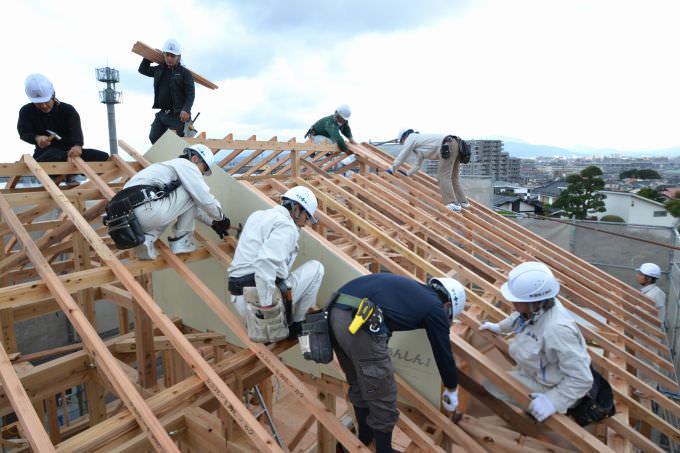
[{"x1": 96, "y1": 67, "x2": 122, "y2": 155}]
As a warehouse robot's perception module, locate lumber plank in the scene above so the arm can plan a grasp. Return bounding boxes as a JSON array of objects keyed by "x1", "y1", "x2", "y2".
[
  {"x1": 0, "y1": 340, "x2": 55, "y2": 452},
  {"x1": 64, "y1": 157, "x2": 283, "y2": 452},
  {"x1": 0, "y1": 176, "x2": 179, "y2": 452},
  {"x1": 131, "y1": 41, "x2": 218, "y2": 89}
]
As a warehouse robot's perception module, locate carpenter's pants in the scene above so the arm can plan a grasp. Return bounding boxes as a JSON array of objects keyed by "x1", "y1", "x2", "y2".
[
  {"x1": 34, "y1": 147, "x2": 109, "y2": 162},
  {"x1": 132, "y1": 186, "x2": 209, "y2": 241},
  {"x1": 330, "y1": 307, "x2": 399, "y2": 433},
  {"x1": 231, "y1": 260, "x2": 325, "y2": 323},
  {"x1": 149, "y1": 111, "x2": 185, "y2": 144},
  {"x1": 437, "y1": 140, "x2": 467, "y2": 205}
]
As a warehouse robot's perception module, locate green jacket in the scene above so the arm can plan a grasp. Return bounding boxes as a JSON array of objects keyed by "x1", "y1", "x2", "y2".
[{"x1": 308, "y1": 115, "x2": 353, "y2": 151}]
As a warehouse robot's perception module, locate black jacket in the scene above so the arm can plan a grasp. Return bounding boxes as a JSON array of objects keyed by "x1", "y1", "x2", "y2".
[
  {"x1": 17, "y1": 101, "x2": 83, "y2": 151},
  {"x1": 138, "y1": 58, "x2": 195, "y2": 114},
  {"x1": 337, "y1": 273, "x2": 458, "y2": 389}
]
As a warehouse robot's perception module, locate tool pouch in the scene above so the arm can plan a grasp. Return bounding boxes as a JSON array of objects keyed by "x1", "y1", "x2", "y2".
[
  {"x1": 299, "y1": 310, "x2": 333, "y2": 364},
  {"x1": 105, "y1": 210, "x2": 145, "y2": 250},
  {"x1": 567, "y1": 366, "x2": 616, "y2": 426},
  {"x1": 243, "y1": 287, "x2": 289, "y2": 343}
]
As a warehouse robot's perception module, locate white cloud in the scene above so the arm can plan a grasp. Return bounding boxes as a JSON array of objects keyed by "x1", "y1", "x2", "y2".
[{"x1": 2, "y1": 0, "x2": 679, "y2": 163}]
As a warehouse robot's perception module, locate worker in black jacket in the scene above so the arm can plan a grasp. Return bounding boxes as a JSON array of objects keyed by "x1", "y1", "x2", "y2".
[
  {"x1": 17, "y1": 74, "x2": 109, "y2": 163},
  {"x1": 329, "y1": 273, "x2": 466, "y2": 453},
  {"x1": 138, "y1": 38, "x2": 195, "y2": 144}
]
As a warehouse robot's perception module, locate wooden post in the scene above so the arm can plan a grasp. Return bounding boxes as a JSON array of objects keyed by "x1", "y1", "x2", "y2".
[
  {"x1": 133, "y1": 296, "x2": 157, "y2": 389},
  {"x1": 317, "y1": 390, "x2": 336, "y2": 453}
]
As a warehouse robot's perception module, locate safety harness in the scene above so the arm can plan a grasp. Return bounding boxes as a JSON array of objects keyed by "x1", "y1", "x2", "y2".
[{"x1": 103, "y1": 181, "x2": 181, "y2": 249}]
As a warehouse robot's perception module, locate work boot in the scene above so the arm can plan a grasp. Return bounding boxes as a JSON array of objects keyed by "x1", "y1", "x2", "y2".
[
  {"x1": 168, "y1": 234, "x2": 196, "y2": 255},
  {"x1": 287, "y1": 321, "x2": 302, "y2": 340},
  {"x1": 460, "y1": 201, "x2": 470, "y2": 209},
  {"x1": 354, "y1": 406, "x2": 374, "y2": 445},
  {"x1": 446, "y1": 203, "x2": 462, "y2": 212},
  {"x1": 374, "y1": 430, "x2": 401, "y2": 453},
  {"x1": 135, "y1": 235, "x2": 158, "y2": 261}
]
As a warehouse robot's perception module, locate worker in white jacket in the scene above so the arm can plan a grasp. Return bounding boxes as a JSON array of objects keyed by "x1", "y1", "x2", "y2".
[
  {"x1": 388, "y1": 129, "x2": 468, "y2": 212},
  {"x1": 123, "y1": 144, "x2": 229, "y2": 260},
  {"x1": 479, "y1": 262, "x2": 593, "y2": 422},
  {"x1": 228, "y1": 186, "x2": 325, "y2": 342},
  {"x1": 636, "y1": 262, "x2": 667, "y2": 326}
]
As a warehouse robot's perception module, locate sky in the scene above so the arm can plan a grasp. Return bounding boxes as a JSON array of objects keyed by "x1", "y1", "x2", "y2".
[{"x1": 2, "y1": 0, "x2": 679, "y2": 162}]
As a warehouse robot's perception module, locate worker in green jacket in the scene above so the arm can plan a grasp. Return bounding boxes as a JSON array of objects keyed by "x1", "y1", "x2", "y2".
[{"x1": 305, "y1": 104, "x2": 356, "y2": 153}]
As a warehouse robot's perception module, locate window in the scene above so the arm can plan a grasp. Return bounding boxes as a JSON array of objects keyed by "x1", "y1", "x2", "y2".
[{"x1": 653, "y1": 211, "x2": 668, "y2": 217}]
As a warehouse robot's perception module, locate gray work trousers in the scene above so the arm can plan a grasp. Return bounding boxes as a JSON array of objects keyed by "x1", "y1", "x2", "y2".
[
  {"x1": 437, "y1": 140, "x2": 467, "y2": 205},
  {"x1": 330, "y1": 307, "x2": 399, "y2": 432},
  {"x1": 132, "y1": 186, "x2": 205, "y2": 241}
]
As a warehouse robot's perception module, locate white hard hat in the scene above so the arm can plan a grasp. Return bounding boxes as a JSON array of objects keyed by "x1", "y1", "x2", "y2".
[
  {"x1": 336, "y1": 104, "x2": 352, "y2": 120},
  {"x1": 162, "y1": 38, "x2": 182, "y2": 55},
  {"x1": 637, "y1": 262, "x2": 661, "y2": 279},
  {"x1": 430, "y1": 277, "x2": 466, "y2": 319},
  {"x1": 25, "y1": 74, "x2": 54, "y2": 103},
  {"x1": 500, "y1": 261, "x2": 560, "y2": 303},
  {"x1": 185, "y1": 144, "x2": 214, "y2": 175},
  {"x1": 282, "y1": 186, "x2": 318, "y2": 224}
]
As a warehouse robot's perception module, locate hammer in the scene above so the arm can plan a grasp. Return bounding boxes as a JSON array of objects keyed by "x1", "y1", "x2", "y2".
[{"x1": 46, "y1": 129, "x2": 62, "y2": 142}]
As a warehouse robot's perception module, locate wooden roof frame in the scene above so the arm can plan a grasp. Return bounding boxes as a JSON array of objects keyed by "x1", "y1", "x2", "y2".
[{"x1": 0, "y1": 132, "x2": 676, "y2": 451}]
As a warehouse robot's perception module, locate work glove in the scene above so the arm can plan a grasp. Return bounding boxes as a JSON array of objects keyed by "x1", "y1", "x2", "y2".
[
  {"x1": 385, "y1": 168, "x2": 394, "y2": 175},
  {"x1": 211, "y1": 216, "x2": 231, "y2": 239},
  {"x1": 528, "y1": 393, "x2": 556, "y2": 422},
  {"x1": 479, "y1": 321, "x2": 501, "y2": 334},
  {"x1": 441, "y1": 387, "x2": 458, "y2": 412}
]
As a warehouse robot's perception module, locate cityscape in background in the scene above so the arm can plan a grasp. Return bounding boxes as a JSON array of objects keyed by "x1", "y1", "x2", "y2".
[{"x1": 380, "y1": 139, "x2": 680, "y2": 227}]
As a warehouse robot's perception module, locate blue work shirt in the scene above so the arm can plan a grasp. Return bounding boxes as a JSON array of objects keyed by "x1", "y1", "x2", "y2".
[{"x1": 337, "y1": 273, "x2": 458, "y2": 388}]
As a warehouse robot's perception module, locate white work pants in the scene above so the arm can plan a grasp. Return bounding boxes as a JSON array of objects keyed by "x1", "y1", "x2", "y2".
[
  {"x1": 133, "y1": 186, "x2": 204, "y2": 240},
  {"x1": 232, "y1": 260, "x2": 325, "y2": 323}
]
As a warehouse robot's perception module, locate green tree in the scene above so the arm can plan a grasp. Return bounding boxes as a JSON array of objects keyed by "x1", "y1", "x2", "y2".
[
  {"x1": 637, "y1": 186, "x2": 664, "y2": 202},
  {"x1": 665, "y1": 192, "x2": 680, "y2": 218},
  {"x1": 600, "y1": 215, "x2": 625, "y2": 223},
  {"x1": 619, "y1": 169, "x2": 637, "y2": 179},
  {"x1": 638, "y1": 169, "x2": 661, "y2": 180},
  {"x1": 619, "y1": 168, "x2": 661, "y2": 179},
  {"x1": 553, "y1": 166, "x2": 607, "y2": 219}
]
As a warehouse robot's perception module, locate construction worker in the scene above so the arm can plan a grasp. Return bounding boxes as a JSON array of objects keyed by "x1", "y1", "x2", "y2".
[
  {"x1": 329, "y1": 274, "x2": 466, "y2": 453},
  {"x1": 636, "y1": 262, "x2": 666, "y2": 325},
  {"x1": 139, "y1": 38, "x2": 195, "y2": 144},
  {"x1": 305, "y1": 105, "x2": 356, "y2": 153},
  {"x1": 18, "y1": 74, "x2": 109, "y2": 163},
  {"x1": 110, "y1": 144, "x2": 229, "y2": 260},
  {"x1": 388, "y1": 129, "x2": 468, "y2": 212},
  {"x1": 479, "y1": 262, "x2": 593, "y2": 422},
  {"x1": 228, "y1": 186, "x2": 324, "y2": 342}
]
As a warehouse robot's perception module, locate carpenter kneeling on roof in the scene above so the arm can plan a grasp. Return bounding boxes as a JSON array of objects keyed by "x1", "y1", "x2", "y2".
[
  {"x1": 103, "y1": 144, "x2": 230, "y2": 260},
  {"x1": 479, "y1": 262, "x2": 615, "y2": 426},
  {"x1": 228, "y1": 186, "x2": 324, "y2": 344}
]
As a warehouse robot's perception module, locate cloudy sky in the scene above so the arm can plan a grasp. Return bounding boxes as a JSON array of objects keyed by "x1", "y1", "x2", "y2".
[{"x1": 3, "y1": 0, "x2": 679, "y2": 161}]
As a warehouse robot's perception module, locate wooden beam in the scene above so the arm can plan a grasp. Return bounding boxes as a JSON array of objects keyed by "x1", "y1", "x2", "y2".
[
  {"x1": 131, "y1": 41, "x2": 218, "y2": 89},
  {"x1": 61, "y1": 156, "x2": 283, "y2": 452},
  {"x1": 0, "y1": 340, "x2": 55, "y2": 452}
]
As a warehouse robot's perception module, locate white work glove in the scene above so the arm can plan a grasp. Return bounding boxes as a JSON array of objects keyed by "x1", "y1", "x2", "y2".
[
  {"x1": 528, "y1": 393, "x2": 556, "y2": 422},
  {"x1": 479, "y1": 321, "x2": 501, "y2": 334},
  {"x1": 441, "y1": 387, "x2": 459, "y2": 412}
]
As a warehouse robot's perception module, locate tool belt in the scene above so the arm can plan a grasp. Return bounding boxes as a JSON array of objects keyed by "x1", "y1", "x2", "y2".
[
  {"x1": 228, "y1": 274, "x2": 292, "y2": 343},
  {"x1": 567, "y1": 366, "x2": 616, "y2": 426},
  {"x1": 335, "y1": 294, "x2": 384, "y2": 334},
  {"x1": 299, "y1": 293, "x2": 338, "y2": 364},
  {"x1": 103, "y1": 182, "x2": 180, "y2": 250},
  {"x1": 441, "y1": 135, "x2": 471, "y2": 163}
]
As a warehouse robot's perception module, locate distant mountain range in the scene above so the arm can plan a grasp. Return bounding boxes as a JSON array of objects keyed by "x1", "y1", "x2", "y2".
[{"x1": 503, "y1": 141, "x2": 680, "y2": 159}]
